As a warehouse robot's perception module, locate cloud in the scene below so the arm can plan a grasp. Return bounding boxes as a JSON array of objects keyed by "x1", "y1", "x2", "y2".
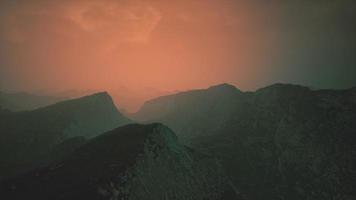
[
  {"x1": 67, "y1": 0, "x2": 161, "y2": 43},
  {"x1": 0, "y1": 0, "x2": 162, "y2": 45}
]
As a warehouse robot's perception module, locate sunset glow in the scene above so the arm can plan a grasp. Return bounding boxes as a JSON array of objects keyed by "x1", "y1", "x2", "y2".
[{"x1": 1, "y1": 0, "x2": 355, "y2": 111}]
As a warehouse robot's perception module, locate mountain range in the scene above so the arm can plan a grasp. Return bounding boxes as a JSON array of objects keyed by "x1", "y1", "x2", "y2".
[
  {"x1": 1, "y1": 83, "x2": 355, "y2": 200},
  {"x1": 132, "y1": 83, "x2": 356, "y2": 200}
]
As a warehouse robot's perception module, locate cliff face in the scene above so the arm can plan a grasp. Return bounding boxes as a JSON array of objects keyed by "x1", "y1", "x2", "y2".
[
  {"x1": 133, "y1": 84, "x2": 356, "y2": 200},
  {"x1": 0, "y1": 124, "x2": 239, "y2": 200},
  {"x1": 0, "y1": 92, "x2": 131, "y2": 179}
]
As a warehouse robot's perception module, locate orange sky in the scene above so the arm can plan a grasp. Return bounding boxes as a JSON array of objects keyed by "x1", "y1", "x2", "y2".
[{"x1": 1, "y1": 0, "x2": 355, "y2": 111}]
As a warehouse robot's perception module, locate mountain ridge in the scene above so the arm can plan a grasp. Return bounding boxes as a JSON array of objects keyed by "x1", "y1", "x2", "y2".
[
  {"x1": 0, "y1": 91, "x2": 66, "y2": 111},
  {"x1": 131, "y1": 82, "x2": 356, "y2": 200},
  {"x1": 0, "y1": 123, "x2": 239, "y2": 200}
]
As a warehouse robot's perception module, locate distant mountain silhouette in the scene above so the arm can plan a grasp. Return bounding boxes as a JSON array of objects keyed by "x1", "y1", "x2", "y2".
[
  {"x1": 131, "y1": 83, "x2": 244, "y2": 143},
  {"x1": 0, "y1": 92, "x2": 131, "y2": 179},
  {"x1": 0, "y1": 91, "x2": 65, "y2": 111},
  {"x1": 132, "y1": 83, "x2": 356, "y2": 200},
  {"x1": 0, "y1": 124, "x2": 239, "y2": 200}
]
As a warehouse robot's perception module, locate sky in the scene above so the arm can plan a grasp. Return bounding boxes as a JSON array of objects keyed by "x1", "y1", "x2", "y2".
[{"x1": 0, "y1": 0, "x2": 355, "y2": 111}]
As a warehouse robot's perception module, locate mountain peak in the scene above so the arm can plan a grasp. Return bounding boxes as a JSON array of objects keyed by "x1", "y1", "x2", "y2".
[
  {"x1": 102, "y1": 123, "x2": 177, "y2": 141},
  {"x1": 47, "y1": 91, "x2": 115, "y2": 109},
  {"x1": 81, "y1": 123, "x2": 180, "y2": 155},
  {"x1": 29, "y1": 91, "x2": 131, "y2": 138},
  {"x1": 1, "y1": 123, "x2": 237, "y2": 200},
  {"x1": 207, "y1": 83, "x2": 240, "y2": 92},
  {"x1": 208, "y1": 83, "x2": 237, "y2": 90},
  {"x1": 257, "y1": 83, "x2": 310, "y2": 93},
  {"x1": 76, "y1": 91, "x2": 112, "y2": 101}
]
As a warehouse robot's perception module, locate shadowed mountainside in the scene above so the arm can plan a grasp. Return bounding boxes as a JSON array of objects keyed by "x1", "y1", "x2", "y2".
[
  {"x1": 0, "y1": 123, "x2": 239, "y2": 200},
  {"x1": 132, "y1": 83, "x2": 356, "y2": 200},
  {"x1": 0, "y1": 92, "x2": 132, "y2": 179}
]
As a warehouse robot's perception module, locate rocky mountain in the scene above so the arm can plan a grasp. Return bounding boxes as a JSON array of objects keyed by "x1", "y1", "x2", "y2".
[
  {"x1": 0, "y1": 92, "x2": 131, "y2": 179},
  {"x1": 0, "y1": 123, "x2": 239, "y2": 200},
  {"x1": 0, "y1": 91, "x2": 65, "y2": 111},
  {"x1": 132, "y1": 83, "x2": 356, "y2": 200}
]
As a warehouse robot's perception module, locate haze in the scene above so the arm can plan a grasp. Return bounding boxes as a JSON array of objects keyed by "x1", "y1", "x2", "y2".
[{"x1": 1, "y1": 0, "x2": 355, "y2": 111}]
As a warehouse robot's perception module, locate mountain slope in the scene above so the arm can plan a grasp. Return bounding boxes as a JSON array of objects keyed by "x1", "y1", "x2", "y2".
[
  {"x1": 132, "y1": 83, "x2": 356, "y2": 200},
  {"x1": 0, "y1": 124, "x2": 239, "y2": 200},
  {"x1": 0, "y1": 91, "x2": 65, "y2": 111},
  {"x1": 0, "y1": 92, "x2": 131, "y2": 179}
]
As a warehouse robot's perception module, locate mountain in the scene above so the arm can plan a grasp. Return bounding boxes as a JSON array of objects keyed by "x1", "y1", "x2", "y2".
[
  {"x1": 0, "y1": 124, "x2": 239, "y2": 200},
  {"x1": 49, "y1": 136, "x2": 87, "y2": 164},
  {"x1": 131, "y1": 83, "x2": 244, "y2": 143},
  {"x1": 0, "y1": 91, "x2": 65, "y2": 111},
  {"x1": 132, "y1": 83, "x2": 356, "y2": 200},
  {"x1": 0, "y1": 92, "x2": 131, "y2": 179}
]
